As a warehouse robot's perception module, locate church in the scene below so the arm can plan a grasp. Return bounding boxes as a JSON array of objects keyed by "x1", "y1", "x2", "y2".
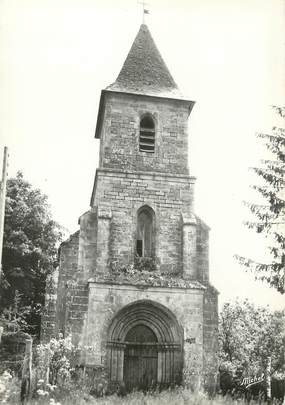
[{"x1": 42, "y1": 23, "x2": 218, "y2": 393}]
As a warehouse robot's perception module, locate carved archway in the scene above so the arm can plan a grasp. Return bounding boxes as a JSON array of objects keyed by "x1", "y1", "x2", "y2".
[{"x1": 106, "y1": 300, "x2": 183, "y2": 391}]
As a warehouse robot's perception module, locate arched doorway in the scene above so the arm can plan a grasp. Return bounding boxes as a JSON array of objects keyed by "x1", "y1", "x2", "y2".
[{"x1": 106, "y1": 300, "x2": 182, "y2": 392}]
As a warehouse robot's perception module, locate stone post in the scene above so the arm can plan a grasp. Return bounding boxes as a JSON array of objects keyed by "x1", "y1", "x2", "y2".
[
  {"x1": 182, "y1": 213, "x2": 197, "y2": 279},
  {"x1": 21, "y1": 338, "x2": 33, "y2": 404},
  {"x1": 266, "y1": 356, "x2": 271, "y2": 402},
  {"x1": 78, "y1": 210, "x2": 97, "y2": 277}
]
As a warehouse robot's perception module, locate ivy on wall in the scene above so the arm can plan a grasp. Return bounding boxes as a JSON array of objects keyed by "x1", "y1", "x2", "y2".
[{"x1": 89, "y1": 256, "x2": 204, "y2": 289}]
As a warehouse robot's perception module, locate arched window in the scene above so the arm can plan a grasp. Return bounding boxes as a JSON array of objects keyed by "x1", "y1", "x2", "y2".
[
  {"x1": 136, "y1": 206, "x2": 155, "y2": 257},
  {"x1": 139, "y1": 115, "x2": 155, "y2": 153}
]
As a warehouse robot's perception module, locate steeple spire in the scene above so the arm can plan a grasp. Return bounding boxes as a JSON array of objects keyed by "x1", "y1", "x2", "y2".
[{"x1": 107, "y1": 24, "x2": 183, "y2": 99}]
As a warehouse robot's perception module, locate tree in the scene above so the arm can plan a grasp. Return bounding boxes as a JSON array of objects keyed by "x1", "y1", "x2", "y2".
[
  {"x1": 219, "y1": 300, "x2": 285, "y2": 376},
  {"x1": 236, "y1": 106, "x2": 285, "y2": 294},
  {"x1": 0, "y1": 172, "x2": 62, "y2": 337}
]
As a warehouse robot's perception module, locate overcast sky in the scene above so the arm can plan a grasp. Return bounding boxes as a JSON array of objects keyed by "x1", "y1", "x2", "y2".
[{"x1": 0, "y1": 0, "x2": 284, "y2": 310}]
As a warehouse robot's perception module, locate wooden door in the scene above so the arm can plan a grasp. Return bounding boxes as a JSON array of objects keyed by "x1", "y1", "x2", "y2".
[{"x1": 123, "y1": 325, "x2": 158, "y2": 391}]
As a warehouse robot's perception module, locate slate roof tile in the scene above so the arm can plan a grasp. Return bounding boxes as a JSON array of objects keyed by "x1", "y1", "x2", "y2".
[{"x1": 107, "y1": 24, "x2": 184, "y2": 99}]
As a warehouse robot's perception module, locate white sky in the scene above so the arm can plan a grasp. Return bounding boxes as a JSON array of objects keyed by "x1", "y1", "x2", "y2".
[{"x1": 0, "y1": 0, "x2": 284, "y2": 310}]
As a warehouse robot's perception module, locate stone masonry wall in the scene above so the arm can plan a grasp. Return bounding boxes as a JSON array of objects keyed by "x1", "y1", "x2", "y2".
[
  {"x1": 91, "y1": 169, "x2": 196, "y2": 274},
  {"x1": 54, "y1": 232, "x2": 80, "y2": 337},
  {"x1": 203, "y1": 286, "x2": 219, "y2": 394},
  {"x1": 99, "y1": 92, "x2": 191, "y2": 175},
  {"x1": 78, "y1": 209, "x2": 97, "y2": 278},
  {"x1": 83, "y1": 282, "x2": 205, "y2": 389},
  {"x1": 64, "y1": 281, "x2": 89, "y2": 346},
  {"x1": 41, "y1": 269, "x2": 59, "y2": 342},
  {"x1": 196, "y1": 218, "x2": 210, "y2": 284}
]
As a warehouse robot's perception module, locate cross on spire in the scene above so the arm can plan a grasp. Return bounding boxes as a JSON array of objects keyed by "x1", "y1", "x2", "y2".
[{"x1": 138, "y1": 1, "x2": 150, "y2": 24}]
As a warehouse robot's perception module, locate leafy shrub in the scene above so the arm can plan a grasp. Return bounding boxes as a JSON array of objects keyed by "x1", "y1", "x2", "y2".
[
  {"x1": 134, "y1": 255, "x2": 156, "y2": 272},
  {"x1": 0, "y1": 370, "x2": 20, "y2": 404},
  {"x1": 109, "y1": 255, "x2": 156, "y2": 274},
  {"x1": 219, "y1": 300, "x2": 285, "y2": 380}
]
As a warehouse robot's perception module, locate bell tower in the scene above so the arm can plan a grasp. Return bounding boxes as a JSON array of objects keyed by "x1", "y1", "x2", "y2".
[
  {"x1": 42, "y1": 23, "x2": 219, "y2": 394},
  {"x1": 94, "y1": 24, "x2": 193, "y2": 176},
  {"x1": 90, "y1": 25, "x2": 198, "y2": 277}
]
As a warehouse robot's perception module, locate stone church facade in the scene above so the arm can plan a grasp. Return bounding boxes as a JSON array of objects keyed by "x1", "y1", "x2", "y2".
[{"x1": 42, "y1": 24, "x2": 219, "y2": 393}]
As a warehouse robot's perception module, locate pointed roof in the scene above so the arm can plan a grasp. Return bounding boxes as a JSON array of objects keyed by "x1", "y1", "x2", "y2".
[{"x1": 106, "y1": 24, "x2": 183, "y2": 99}]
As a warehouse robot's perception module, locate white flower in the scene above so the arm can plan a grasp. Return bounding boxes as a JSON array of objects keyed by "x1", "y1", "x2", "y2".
[
  {"x1": 46, "y1": 383, "x2": 56, "y2": 391},
  {"x1": 2, "y1": 371, "x2": 12, "y2": 381},
  {"x1": 37, "y1": 389, "x2": 49, "y2": 396},
  {"x1": 50, "y1": 399, "x2": 61, "y2": 405}
]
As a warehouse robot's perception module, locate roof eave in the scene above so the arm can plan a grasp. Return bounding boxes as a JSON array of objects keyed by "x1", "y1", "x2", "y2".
[
  {"x1": 106, "y1": 88, "x2": 195, "y2": 104},
  {"x1": 94, "y1": 90, "x2": 105, "y2": 139}
]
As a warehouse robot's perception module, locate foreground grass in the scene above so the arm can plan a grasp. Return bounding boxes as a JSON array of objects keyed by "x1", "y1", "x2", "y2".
[{"x1": 7, "y1": 389, "x2": 280, "y2": 405}]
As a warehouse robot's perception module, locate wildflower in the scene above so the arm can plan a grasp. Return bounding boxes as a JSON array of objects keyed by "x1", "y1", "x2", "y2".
[
  {"x1": 2, "y1": 371, "x2": 12, "y2": 381},
  {"x1": 37, "y1": 389, "x2": 49, "y2": 396},
  {"x1": 49, "y1": 398, "x2": 61, "y2": 405},
  {"x1": 0, "y1": 382, "x2": 6, "y2": 394}
]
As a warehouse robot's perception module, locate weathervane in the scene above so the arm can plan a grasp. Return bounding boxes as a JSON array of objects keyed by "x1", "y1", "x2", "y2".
[{"x1": 138, "y1": 1, "x2": 150, "y2": 24}]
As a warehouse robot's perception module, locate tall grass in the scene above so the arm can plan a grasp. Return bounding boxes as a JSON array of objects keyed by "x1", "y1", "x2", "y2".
[{"x1": 9, "y1": 388, "x2": 280, "y2": 405}]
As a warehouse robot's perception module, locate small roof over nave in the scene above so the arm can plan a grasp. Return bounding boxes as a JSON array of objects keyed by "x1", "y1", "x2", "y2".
[{"x1": 106, "y1": 24, "x2": 184, "y2": 99}]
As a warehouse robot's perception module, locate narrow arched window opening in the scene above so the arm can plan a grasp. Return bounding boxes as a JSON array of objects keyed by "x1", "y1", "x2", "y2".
[
  {"x1": 136, "y1": 206, "x2": 155, "y2": 257},
  {"x1": 139, "y1": 115, "x2": 155, "y2": 153}
]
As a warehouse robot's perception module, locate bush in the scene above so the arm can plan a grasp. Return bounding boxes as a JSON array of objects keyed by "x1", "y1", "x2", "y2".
[
  {"x1": 0, "y1": 370, "x2": 20, "y2": 404},
  {"x1": 33, "y1": 334, "x2": 80, "y2": 400}
]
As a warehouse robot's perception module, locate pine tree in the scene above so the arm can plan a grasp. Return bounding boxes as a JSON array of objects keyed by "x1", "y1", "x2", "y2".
[{"x1": 236, "y1": 106, "x2": 285, "y2": 294}]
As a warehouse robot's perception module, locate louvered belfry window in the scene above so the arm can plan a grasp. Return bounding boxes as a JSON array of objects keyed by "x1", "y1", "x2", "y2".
[{"x1": 139, "y1": 115, "x2": 155, "y2": 152}]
